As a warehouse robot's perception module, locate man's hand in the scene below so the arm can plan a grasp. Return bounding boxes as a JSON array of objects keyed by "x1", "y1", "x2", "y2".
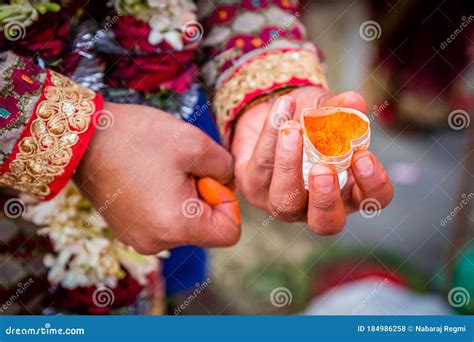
[
  {"x1": 75, "y1": 102, "x2": 240, "y2": 254},
  {"x1": 232, "y1": 86, "x2": 393, "y2": 235}
]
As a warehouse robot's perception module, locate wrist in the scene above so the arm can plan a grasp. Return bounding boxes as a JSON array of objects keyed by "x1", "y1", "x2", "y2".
[{"x1": 74, "y1": 101, "x2": 116, "y2": 187}]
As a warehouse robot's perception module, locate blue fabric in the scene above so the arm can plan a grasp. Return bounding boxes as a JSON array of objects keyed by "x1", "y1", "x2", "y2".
[
  {"x1": 162, "y1": 86, "x2": 218, "y2": 295},
  {"x1": 162, "y1": 246, "x2": 208, "y2": 295},
  {"x1": 187, "y1": 87, "x2": 221, "y2": 144}
]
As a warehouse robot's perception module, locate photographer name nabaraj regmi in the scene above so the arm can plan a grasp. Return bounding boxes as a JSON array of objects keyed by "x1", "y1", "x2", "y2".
[{"x1": 415, "y1": 325, "x2": 467, "y2": 334}]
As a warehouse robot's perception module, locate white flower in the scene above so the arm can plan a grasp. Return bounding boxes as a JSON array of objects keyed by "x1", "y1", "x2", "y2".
[
  {"x1": 116, "y1": 246, "x2": 158, "y2": 285},
  {"x1": 149, "y1": 14, "x2": 171, "y2": 32},
  {"x1": 28, "y1": 183, "x2": 162, "y2": 290},
  {"x1": 23, "y1": 200, "x2": 56, "y2": 225},
  {"x1": 265, "y1": 6, "x2": 296, "y2": 26},
  {"x1": 203, "y1": 26, "x2": 231, "y2": 46},
  {"x1": 162, "y1": 30, "x2": 183, "y2": 50},
  {"x1": 232, "y1": 12, "x2": 265, "y2": 33},
  {"x1": 147, "y1": 0, "x2": 166, "y2": 8},
  {"x1": 117, "y1": 0, "x2": 198, "y2": 49}
]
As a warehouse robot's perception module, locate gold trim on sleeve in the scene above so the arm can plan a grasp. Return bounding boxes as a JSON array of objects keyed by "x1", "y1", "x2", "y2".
[
  {"x1": 0, "y1": 71, "x2": 96, "y2": 199},
  {"x1": 213, "y1": 49, "x2": 328, "y2": 135}
]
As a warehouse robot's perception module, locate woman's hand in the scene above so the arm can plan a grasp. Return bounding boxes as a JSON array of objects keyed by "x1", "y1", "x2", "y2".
[
  {"x1": 232, "y1": 86, "x2": 393, "y2": 235},
  {"x1": 75, "y1": 102, "x2": 240, "y2": 254}
]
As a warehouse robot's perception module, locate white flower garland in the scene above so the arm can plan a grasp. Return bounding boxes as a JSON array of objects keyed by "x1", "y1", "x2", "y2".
[
  {"x1": 112, "y1": 0, "x2": 197, "y2": 50},
  {"x1": 23, "y1": 184, "x2": 166, "y2": 290}
]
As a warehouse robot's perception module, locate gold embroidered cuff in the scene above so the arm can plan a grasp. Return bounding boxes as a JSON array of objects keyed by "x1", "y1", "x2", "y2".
[
  {"x1": 213, "y1": 49, "x2": 328, "y2": 146},
  {"x1": 0, "y1": 70, "x2": 102, "y2": 200}
]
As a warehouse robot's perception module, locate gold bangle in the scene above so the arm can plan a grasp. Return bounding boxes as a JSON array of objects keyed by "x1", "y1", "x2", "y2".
[{"x1": 213, "y1": 49, "x2": 328, "y2": 143}]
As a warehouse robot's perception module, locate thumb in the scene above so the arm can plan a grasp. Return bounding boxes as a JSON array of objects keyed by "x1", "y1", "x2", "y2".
[
  {"x1": 323, "y1": 91, "x2": 367, "y2": 113},
  {"x1": 190, "y1": 177, "x2": 240, "y2": 246},
  {"x1": 197, "y1": 177, "x2": 240, "y2": 225}
]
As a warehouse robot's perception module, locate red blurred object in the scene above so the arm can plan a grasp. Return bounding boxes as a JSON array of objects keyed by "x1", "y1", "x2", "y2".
[{"x1": 54, "y1": 274, "x2": 145, "y2": 315}]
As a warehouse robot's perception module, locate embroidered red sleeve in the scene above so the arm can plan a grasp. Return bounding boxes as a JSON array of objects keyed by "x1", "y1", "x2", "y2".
[
  {"x1": 0, "y1": 52, "x2": 102, "y2": 200},
  {"x1": 200, "y1": 0, "x2": 328, "y2": 146}
]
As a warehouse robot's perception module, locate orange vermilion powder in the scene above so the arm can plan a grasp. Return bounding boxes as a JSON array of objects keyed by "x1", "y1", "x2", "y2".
[{"x1": 304, "y1": 111, "x2": 368, "y2": 157}]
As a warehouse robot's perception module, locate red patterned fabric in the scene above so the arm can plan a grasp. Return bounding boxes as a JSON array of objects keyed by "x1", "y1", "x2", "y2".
[
  {"x1": 0, "y1": 53, "x2": 46, "y2": 166},
  {"x1": 0, "y1": 70, "x2": 103, "y2": 200},
  {"x1": 202, "y1": 0, "x2": 315, "y2": 88}
]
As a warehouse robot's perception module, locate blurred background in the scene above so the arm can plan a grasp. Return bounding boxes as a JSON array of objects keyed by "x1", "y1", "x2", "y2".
[{"x1": 174, "y1": 0, "x2": 473, "y2": 315}]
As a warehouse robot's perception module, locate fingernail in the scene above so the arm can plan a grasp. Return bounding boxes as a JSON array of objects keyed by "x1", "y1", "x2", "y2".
[
  {"x1": 275, "y1": 97, "x2": 292, "y2": 113},
  {"x1": 197, "y1": 177, "x2": 236, "y2": 205},
  {"x1": 354, "y1": 155, "x2": 374, "y2": 177},
  {"x1": 315, "y1": 175, "x2": 335, "y2": 193},
  {"x1": 280, "y1": 122, "x2": 301, "y2": 151},
  {"x1": 272, "y1": 97, "x2": 292, "y2": 127},
  {"x1": 312, "y1": 164, "x2": 335, "y2": 193}
]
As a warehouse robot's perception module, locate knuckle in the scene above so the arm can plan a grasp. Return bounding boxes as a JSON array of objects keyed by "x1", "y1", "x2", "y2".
[
  {"x1": 309, "y1": 215, "x2": 346, "y2": 236},
  {"x1": 274, "y1": 158, "x2": 299, "y2": 174},
  {"x1": 254, "y1": 153, "x2": 274, "y2": 170},
  {"x1": 370, "y1": 176, "x2": 390, "y2": 192},
  {"x1": 185, "y1": 135, "x2": 208, "y2": 157},
  {"x1": 310, "y1": 195, "x2": 338, "y2": 212},
  {"x1": 269, "y1": 194, "x2": 304, "y2": 217}
]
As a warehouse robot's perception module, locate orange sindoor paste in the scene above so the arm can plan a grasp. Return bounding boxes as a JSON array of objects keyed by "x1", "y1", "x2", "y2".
[{"x1": 304, "y1": 112, "x2": 368, "y2": 157}]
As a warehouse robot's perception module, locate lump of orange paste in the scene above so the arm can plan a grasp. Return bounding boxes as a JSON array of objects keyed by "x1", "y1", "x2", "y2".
[{"x1": 304, "y1": 111, "x2": 368, "y2": 157}]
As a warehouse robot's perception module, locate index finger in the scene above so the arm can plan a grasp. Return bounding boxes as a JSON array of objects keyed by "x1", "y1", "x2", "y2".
[{"x1": 181, "y1": 125, "x2": 234, "y2": 183}]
